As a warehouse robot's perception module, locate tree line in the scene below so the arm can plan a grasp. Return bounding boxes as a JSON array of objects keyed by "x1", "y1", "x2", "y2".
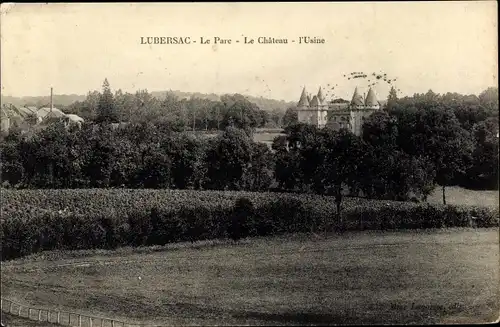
[
  {"x1": 60, "y1": 79, "x2": 286, "y2": 130},
  {"x1": 1, "y1": 108, "x2": 497, "y2": 199},
  {"x1": 1, "y1": 82, "x2": 498, "y2": 209}
]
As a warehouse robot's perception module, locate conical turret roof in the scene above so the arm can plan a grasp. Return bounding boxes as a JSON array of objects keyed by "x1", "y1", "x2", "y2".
[
  {"x1": 310, "y1": 95, "x2": 320, "y2": 106},
  {"x1": 317, "y1": 87, "x2": 325, "y2": 103},
  {"x1": 298, "y1": 87, "x2": 309, "y2": 107},
  {"x1": 350, "y1": 87, "x2": 364, "y2": 106},
  {"x1": 307, "y1": 94, "x2": 312, "y2": 103},
  {"x1": 365, "y1": 87, "x2": 379, "y2": 107}
]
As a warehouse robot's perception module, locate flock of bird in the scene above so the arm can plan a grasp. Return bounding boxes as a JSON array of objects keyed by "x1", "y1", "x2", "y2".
[{"x1": 322, "y1": 71, "x2": 401, "y2": 100}]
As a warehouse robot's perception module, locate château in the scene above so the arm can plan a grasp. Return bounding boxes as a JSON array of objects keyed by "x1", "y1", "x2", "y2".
[{"x1": 295, "y1": 86, "x2": 382, "y2": 136}]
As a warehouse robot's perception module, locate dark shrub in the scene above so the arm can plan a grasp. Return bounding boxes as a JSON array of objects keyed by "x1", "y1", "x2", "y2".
[
  {"x1": 127, "y1": 211, "x2": 152, "y2": 247},
  {"x1": 100, "y1": 214, "x2": 119, "y2": 249},
  {"x1": 228, "y1": 197, "x2": 254, "y2": 241}
]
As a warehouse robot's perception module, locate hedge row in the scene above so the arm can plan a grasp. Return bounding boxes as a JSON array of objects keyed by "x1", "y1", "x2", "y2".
[
  {"x1": 0, "y1": 197, "x2": 326, "y2": 261},
  {"x1": 343, "y1": 205, "x2": 498, "y2": 230},
  {"x1": 1, "y1": 189, "x2": 330, "y2": 219},
  {"x1": 0, "y1": 189, "x2": 418, "y2": 221},
  {"x1": 1, "y1": 189, "x2": 498, "y2": 261}
]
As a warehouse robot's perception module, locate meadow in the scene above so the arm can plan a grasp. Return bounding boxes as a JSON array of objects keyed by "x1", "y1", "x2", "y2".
[
  {"x1": 185, "y1": 129, "x2": 285, "y2": 149},
  {"x1": 427, "y1": 186, "x2": 499, "y2": 207},
  {"x1": 1, "y1": 229, "x2": 498, "y2": 326},
  {"x1": 252, "y1": 130, "x2": 286, "y2": 148}
]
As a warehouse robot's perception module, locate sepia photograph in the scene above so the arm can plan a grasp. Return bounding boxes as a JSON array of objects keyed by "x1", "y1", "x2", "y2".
[{"x1": 0, "y1": 2, "x2": 498, "y2": 326}]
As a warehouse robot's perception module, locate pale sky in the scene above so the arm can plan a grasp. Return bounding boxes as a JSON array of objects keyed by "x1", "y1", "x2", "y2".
[{"x1": 1, "y1": 2, "x2": 498, "y2": 102}]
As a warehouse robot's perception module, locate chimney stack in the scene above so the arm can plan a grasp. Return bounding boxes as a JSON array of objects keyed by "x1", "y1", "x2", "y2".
[{"x1": 50, "y1": 87, "x2": 53, "y2": 112}]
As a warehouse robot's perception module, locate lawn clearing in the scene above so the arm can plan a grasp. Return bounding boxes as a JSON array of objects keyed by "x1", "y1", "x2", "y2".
[
  {"x1": 253, "y1": 131, "x2": 286, "y2": 149},
  {"x1": 428, "y1": 186, "x2": 499, "y2": 208},
  {"x1": 182, "y1": 130, "x2": 285, "y2": 148},
  {"x1": 1, "y1": 228, "x2": 498, "y2": 326}
]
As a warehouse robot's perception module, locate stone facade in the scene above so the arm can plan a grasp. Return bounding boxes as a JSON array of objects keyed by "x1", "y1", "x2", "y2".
[{"x1": 296, "y1": 86, "x2": 381, "y2": 136}]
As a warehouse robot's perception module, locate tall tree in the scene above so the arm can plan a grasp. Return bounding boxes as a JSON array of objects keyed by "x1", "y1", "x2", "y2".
[
  {"x1": 164, "y1": 133, "x2": 204, "y2": 189},
  {"x1": 362, "y1": 111, "x2": 399, "y2": 149},
  {"x1": 281, "y1": 123, "x2": 322, "y2": 191},
  {"x1": 0, "y1": 137, "x2": 24, "y2": 186},
  {"x1": 242, "y1": 142, "x2": 275, "y2": 191},
  {"x1": 21, "y1": 122, "x2": 74, "y2": 188},
  {"x1": 361, "y1": 111, "x2": 435, "y2": 200},
  {"x1": 314, "y1": 129, "x2": 366, "y2": 231},
  {"x1": 386, "y1": 86, "x2": 398, "y2": 111},
  {"x1": 396, "y1": 107, "x2": 473, "y2": 204},
  {"x1": 96, "y1": 78, "x2": 119, "y2": 124},
  {"x1": 221, "y1": 96, "x2": 260, "y2": 136},
  {"x1": 282, "y1": 107, "x2": 298, "y2": 127},
  {"x1": 203, "y1": 127, "x2": 252, "y2": 190},
  {"x1": 114, "y1": 90, "x2": 136, "y2": 122},
  {"x1": 269, "y1": 108, "x2": 284, "y2": 127},
  {"x1": 272, "y1": 135, "x2": 302, "y2": 191},
  {"x1": 466, "y1": 118, "x2": 499, "y2": 189},
  {"x1": 478, "y1": 87, "x2": 499, "y2": 116}
]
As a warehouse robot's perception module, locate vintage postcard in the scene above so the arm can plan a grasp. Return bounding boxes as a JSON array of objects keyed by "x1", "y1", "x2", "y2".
[{"x1": 1, "y1": 2, "x2": 498, "y2": 326}]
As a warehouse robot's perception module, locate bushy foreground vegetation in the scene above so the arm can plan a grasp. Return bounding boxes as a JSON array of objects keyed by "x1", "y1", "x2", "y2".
[{"x1": 1, "y1": 189, "x2": 498, "y2": 261}]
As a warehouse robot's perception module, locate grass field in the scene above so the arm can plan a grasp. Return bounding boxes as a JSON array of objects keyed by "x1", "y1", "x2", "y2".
[
  {"x1": 252, "y1": 131, "x2": 286, "y2": 148},
  {"x1": 428, "y1": 186, "x2": 499, "y2": 207},
  {"x1": 2, "y1": 228, "x2": 498, "y2": 326},
  {"x1": 185, "y1": 130, "x2": 285, "y2": 149}
]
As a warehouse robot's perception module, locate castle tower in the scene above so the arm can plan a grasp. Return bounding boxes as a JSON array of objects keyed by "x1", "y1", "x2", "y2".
[
  {"x1": 350, "y1": 87, "x2": 365, "y2": 108},
  {"x1": 349, "y1": 87, "x2": 380, "y2": 136},
  {"x1": 317, "y1": 86, "x2": 325, "y2": 104},
  {"x1": 297, "y1": 87, "x2": 309, "y2": 108},
  {"x1": 309, "y1": 95, "x2": 320, "y2": 107},
  {"x1": 348, "y1": 86, "x2": 365, "y2": 136},
  {"x1": 364, "y1": 87, "x2": 380, "y2": 110},
  {"x1": 309, "y1": 95, "x2": 321, "y2": 127},
  {"x1": 297, "y1": 87, "x2": 315, "y2": 126},
  {"x1": 316, "y1": 86, "x2": 328, "y2": 128}
]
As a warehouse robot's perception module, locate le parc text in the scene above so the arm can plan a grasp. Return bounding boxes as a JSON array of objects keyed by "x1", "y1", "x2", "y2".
[{"x1": 139, "y1": 36, "x2": 325, "y2": 45}]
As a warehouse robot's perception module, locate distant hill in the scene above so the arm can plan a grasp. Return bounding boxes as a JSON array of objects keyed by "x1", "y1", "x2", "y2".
[
  {"x1": 151, "y1": 90, "x2": 296, "y2": 111},
  {"x1": 1, "y1": 94, "x2": 86, "y2": 108},
  {"x1": 1, "y1": 91, "x2": 296, "y2": 112}
]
